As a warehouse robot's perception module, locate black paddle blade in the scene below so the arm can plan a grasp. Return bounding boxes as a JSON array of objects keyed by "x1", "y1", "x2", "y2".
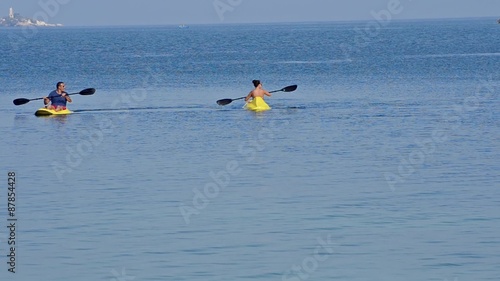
[
  {"x1": 282, "y1": 85, "x2": 297, "y2": 92},
  {"x1": 216, "y1": 99, "x2": 233, "y2": 106},
  {"x1": 13, "y1": 98, "x2": 30, "y2": 106},
  {"x1": 79, "y1": 88, "x2": 96, "y2": 95}
]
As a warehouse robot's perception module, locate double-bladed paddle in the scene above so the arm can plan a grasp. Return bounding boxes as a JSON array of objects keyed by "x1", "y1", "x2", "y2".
[
  {"x1": 13, "y1": 88, "x2": 96, "y2": 106},
  {"x1": 216, "y1": 85, "x2": 297, "y2": 106}
]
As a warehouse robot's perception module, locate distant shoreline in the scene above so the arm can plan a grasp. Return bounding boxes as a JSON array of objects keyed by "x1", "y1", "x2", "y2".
[
  {"x1": 1, "y1": 15, "x2": 496, "y2": 28},
  {"x1": 21, "y1": 16, "x2": 495, "y2": 28},
  {"x1": 0, "y1": 7, "x2": 63, "y2": 27},
  {"x1": 21, "y1": 16, "x2": 498, "y2": 29}
]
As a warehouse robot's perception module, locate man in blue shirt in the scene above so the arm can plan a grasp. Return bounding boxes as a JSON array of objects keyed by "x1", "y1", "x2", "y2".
[{"x1": 43, "y1": 82, "x2": 72, "y2": 111}]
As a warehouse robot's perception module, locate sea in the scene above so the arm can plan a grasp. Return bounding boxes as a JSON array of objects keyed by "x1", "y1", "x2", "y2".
[{"x1": 0, "y1": 17, "x2": 499, "y2": 281}]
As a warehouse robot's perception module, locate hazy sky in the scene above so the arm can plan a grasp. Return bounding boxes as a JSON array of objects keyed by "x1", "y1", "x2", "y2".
[{"x1": 1, "y1": 0, "x2": 499, "y2": 26}]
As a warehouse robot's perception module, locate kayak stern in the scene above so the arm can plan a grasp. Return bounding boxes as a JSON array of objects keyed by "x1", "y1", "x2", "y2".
[{"x1": 244, "y1": 97, "x2": 271, "y2": 112}]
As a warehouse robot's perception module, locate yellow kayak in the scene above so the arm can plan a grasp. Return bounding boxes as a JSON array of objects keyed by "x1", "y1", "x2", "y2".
[
  {"x1": 244, "y1": 97, "x2": 271, "y2": 112},
  {"x1": 34, "y1": 108, "x2": 73, "y2": 116}
]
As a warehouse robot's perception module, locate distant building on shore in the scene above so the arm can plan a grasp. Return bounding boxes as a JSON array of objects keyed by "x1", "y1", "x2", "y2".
[{"x1": 0, "y1": 7, "x2": 63, "y2": 27}]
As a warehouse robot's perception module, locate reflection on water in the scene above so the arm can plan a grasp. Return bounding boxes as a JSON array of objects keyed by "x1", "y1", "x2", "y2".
[{"x1": 36, "y1": 114, "x2": 70, "y2": 124}]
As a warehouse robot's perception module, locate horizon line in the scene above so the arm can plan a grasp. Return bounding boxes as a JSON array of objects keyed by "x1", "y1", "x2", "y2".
[{"x1": 17, "y1": 15, "x2": 498, "y2": 28}]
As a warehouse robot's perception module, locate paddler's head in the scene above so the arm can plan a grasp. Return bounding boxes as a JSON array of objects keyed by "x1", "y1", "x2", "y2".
[
  {"x1": 252, "y1": 80, "x2": 261, "y2": 87},
  {"x1": 56, "y1": 82, "x2": 65, "y2": 90}
]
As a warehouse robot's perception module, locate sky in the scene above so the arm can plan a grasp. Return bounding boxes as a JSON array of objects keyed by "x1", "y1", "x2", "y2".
[{"x1": 1, "y1": 0, "x2": 499, "y2": 26}]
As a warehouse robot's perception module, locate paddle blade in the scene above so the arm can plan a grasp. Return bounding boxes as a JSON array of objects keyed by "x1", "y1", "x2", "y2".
[
  {"x1": 282, "y1": 85, "x2": 297, "y2": 92},
  {"x1": 216, "y1": 99, "x2": 233, "y2": 106},
  {"x1": 79, "y1": 88, "x2": 96, "y2": 96},
  {"x1": 13, "y1": 98, "x2": 30, "y2": 106}
]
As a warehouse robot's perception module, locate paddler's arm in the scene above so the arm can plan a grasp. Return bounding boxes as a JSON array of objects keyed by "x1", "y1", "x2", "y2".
[
  {"x1": 43, "y1": 96, "x2": 50, "y2": 105},
  {"x1": 244, "y1": 91, "x2": 253, "y2": 102},
  {"x1": 62, "y1": 92, "x2": 72, "y2": 103},
  {"x1": 264, "y1": 90, "x2": 272, "y2": 97}
]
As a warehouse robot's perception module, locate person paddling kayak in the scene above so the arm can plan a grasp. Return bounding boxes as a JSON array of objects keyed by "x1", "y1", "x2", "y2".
[
  {"x1": 245, "y1": 80, "x2": 272, "y2": 102},
  {"x1": 244, "y1": 80, "x2": 272, "y2": 111},
  {"x1": 43, "y1": 82, "x2": 72, "y2": 111}
]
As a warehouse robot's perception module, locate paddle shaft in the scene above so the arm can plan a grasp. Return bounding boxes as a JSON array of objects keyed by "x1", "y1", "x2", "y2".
[
  {"x1": 32, "y1": 91, "x2": 79, "y2": 102},
  {"x1": 13, "y1": 88, "x2": 95, "y2": 106},
  {"x1": 232, "y1": 88, "x2": 287, "y2": 101},
  {"x1": 216, "y1": 85, "x2": 297, "y2": 106}
]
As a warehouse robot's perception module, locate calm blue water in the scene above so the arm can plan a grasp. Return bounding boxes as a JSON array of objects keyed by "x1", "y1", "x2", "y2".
[{"x1": 0, "y1": 18, "x2": 499, "y2": 281}]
